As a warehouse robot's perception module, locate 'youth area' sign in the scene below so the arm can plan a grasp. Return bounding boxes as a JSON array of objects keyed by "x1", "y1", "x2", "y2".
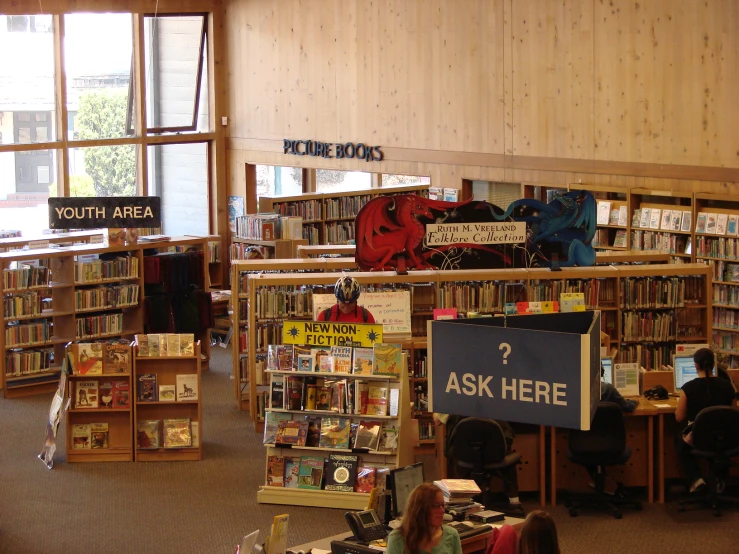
[
  {"x1": 428, "y1": 311, "x2": 601, "y2": 430},
  {"x1": 48, "y1": 197, "x2": 161, "y2": 229}
]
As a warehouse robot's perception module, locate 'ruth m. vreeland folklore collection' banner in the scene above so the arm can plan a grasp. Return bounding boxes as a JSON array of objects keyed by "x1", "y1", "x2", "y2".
[
  {"x1": 48, "y1": 197, "x2": 161, "y2": 229},
  {"x1": 282, "y1": 321, "x2": 383, "y2": 347}
]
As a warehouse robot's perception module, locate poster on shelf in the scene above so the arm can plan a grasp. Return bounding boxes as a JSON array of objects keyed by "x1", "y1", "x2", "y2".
[{"x1": 312, "y1": 291, "x2": 412, "y2": 335}]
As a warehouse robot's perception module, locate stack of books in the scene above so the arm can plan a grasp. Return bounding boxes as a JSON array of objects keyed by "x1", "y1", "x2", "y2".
[{"x1": 433, "y1": 478, "x2": 482, "y2": 507}]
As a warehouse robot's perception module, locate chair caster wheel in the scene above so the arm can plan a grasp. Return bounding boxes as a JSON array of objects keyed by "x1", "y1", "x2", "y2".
[{"x1": 568, "y1": 508, "x2": 578, "y2": 517}]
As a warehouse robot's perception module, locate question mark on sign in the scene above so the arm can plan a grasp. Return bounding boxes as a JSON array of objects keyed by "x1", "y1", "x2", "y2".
[{"x1": 499, "y1": 343, "x2": 512, "y2": 364}]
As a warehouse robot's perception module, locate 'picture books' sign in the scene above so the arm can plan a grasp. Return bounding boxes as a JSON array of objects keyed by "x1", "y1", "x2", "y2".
[{"x1": 48, "y1": 197, "x2": 161, "y2": 229}]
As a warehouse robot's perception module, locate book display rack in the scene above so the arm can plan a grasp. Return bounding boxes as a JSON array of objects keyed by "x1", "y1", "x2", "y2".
[
  {"x1": 626, "y1": 188, "x2": 693, "y2": 263},
  {"x1": 590, "y1": 185, "x2": 630, "y2": 250}
]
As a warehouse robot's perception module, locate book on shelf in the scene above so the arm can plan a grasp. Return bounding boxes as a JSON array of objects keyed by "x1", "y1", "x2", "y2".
[
  {"x1": 372, "y1": 343, "x2": 402, "y2": 377},
  {"x1": 267, "y1": 345, "x2": 279, "y2": 371},
  {"x1": 728, "y1": 214, "x2": 739, "y2": 236},
  {"x1": 354, "y1": 381, "x2": 369, "y2": 415},
  {"x1": 74, "y1": 343, "x2": 104, "y2": 375},
  {"x1": 639, "y1": 208, "x2": 651, "y2": 228},
  {"x1": 716, "y1": 213, "x2": 729, "y2": 236},
  {"x1": 631, "y1": 208, "x2": 642, "y2": 227},
  {"x1": 267, "y1": 455, "x2": 285, "y2": 486},
  {"x1": 98, "y1": 381, "x2": 114, "y2": 408},
  {"x1": 355, "y1": 466, "x2": 377, "y2": 493},
  {"x1": 277, "y1": 345, "x2": 294, "y2": 371},
  {"x1": 163, "y1": 418, "x2": 192, "y2": 448},
  {"x1": 352, "y1": 347, "x2": 374, "y2": 375},
  {"x1": 670, "y1": 211, "x2": 682, "y2": 231},
  {"x1": 159, "y1": 384, "x2": 176, "y2": 402},
  {"x1": 263, "y1": 412, "x2": 293, "y2": 445},
  {"x1": 180, "y1": 334, "x2": 194, "y2": 356},
  {"x1": 104, "y1": 341, "x2": 131, "y2": 374},
  {"x1": 113, "y1": 381, "x2": 130, "y2": 408},
  {"x1": 275, "y1": 419, "x2": 306, "y2": 446},
  {"x1": 388, "y1": 388, "x2": 400, "y2": 417},
  {"x1": 137, "y1": 374, "x2": 158, "y2": 401},
  {"x1": 311, "y1": 348, "x2": 330, "y2": 372},
  {"x1": 304, "y1": 383, "x2": 317, "y2": 410},
  {"x1": 292, "y1": 346, "x2": 311, "y2": 372},
  {"x1": 305, "y1": 416, "x2": 322, "y2": 447},
  {"x1": 76, "y1": 380, "x2": 99, "y2": 409},
  {"x1": 696, "y1": 212, "x2": 707, "y2": 234},
  {"x1": 271, "y1": 375, "x2": 285, "y2": 409},
  {"x1": 612, "y1": 230, "x2": 627, "y2": 248},
  {"x1": 648, "y1": 208, "x2": 661, "y2": 229},
  {"x1": 325, "y1": 454, "x2": 359, "y2": 492},
  {"x1": 706, "y1": 213, "x2": 718, "y2": 234},
  {"x1": 366, "y1": 384, "x2": 389, "y2": 416},
  {"x1": 90, "y1": 422, "x2": 109, "y2": 449},
  {"x1": 190, "y1": 421, "x2": 200, "y2": 448},
  {"x1": 166, "y1": 334, "x2": 181, "y2": 356},
  {"x1": 283, "y1": 456, "x2": 300, "y2": 488},
  {"x1": 354, "y1": 420, "x2": 382, "y2": 450},
  {"x1": 72, "y1": 424, "x2": 91, "y2": 449},
  {"x1": 617, "y1": 205, "x2": 628, "y2": 227},
  {"x1": 286, "y1": 376, "x2": 304, "y2": 410},
  {"x1": 319, "y1": 416, "x2": 351, "y2": 449},
  {"x1": 135, "y1": 334, "x2": 149, "y2": 357},
  {"x1": 680, "y1": 211, "x2": 692, "y2": 232},
  {"x1": 175, "y1": 374, "x2": 199, "y2": 401},
  {"x1": 297, "y1": 455, "x2": 325, "y2": 490},
  {"x1": 378, "y1": 426, "x2": 398, "y2": 452},
  {"x1": 315, "y1": 385, "x2": 332, "y2": 410},
  {"x1": 149, "y1": 334, "x2": 161, "y2": 357},
  {"x1": 660, "y1": 209, "x2": 672, "y2": 230},
  {"x1": 137, "y1": 420, "x2": 161, "y2": 449},
  {"x1": 330, "y1": 346, "x2": 352, "y2": 373},
  {"x1": 608, "y1": 208, "x2": 620, "y2": 226},
  {"x1": 596, "y1": 201, "x2": 611, "y2": 225}
]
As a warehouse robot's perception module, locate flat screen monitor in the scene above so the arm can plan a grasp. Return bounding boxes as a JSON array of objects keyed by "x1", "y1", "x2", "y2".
[
  {"x1": 674, "y1": 356, "x2": 697, "y2": 390},
  {"x1": 601, "y1": 357, "x2": 613, "y2": 385},
  {"x1": 389, "y1": 462, "x2": 424, "y2": 518}
]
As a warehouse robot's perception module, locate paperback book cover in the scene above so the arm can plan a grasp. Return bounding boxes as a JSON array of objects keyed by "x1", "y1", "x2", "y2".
[
  {"x1": 113, "y1": 381, "x2": 130, "y2": 408},
  {"x1": 90, "y1": 422, "x2": 109, "y2": 449},
  {"x1": 98, "y1": 381, "x2": 114, "y2": 408},
  {"x1": 190, "y1": 421, "x2": 200, "y2": 448},
  {"x1": 163, "y1": 418, "x2": 192, "y2": 448},
  {"x1": 319, "y1": 417, "x2": 351, "y2": 449},
  {"x1": 315, "y1": 386, "x2": 332, "y2": 411},
  {"x1": 617, "y1": 205, "x2": 628, "y2": 226},
  {"x1": 292, "y1": 346, "x2": 312, "y2": 371},
  {"x1": 639, "y1": 208, "x2": 651, "y2": 228},
  {"x1": 716, "y1": 213, "x2": 728, "y2": 235},
  {"x1": 631, "y1": 208, "x2": 642, "y2": 228},
  {"x1": 136, "y1": 334, "x2": 149, "y2": 357},
  {"x1": 355, "y1": 466, "x2": 377, "y2": 493},
  {"x1": 137, "y1": 420, "x2": 161, "y2": 449},
  {"x1": 728, "y1": 214, "x2": 739, "y2": 237},
  {"x1": 366, "y1": 384, "x2": 389, "y2": 416},
  {"x1": 270, "y1": 375, "x2": 285, "y2": 409},
  {"x1": 76, "y1": 380, "x2": 99, "y2": 409},
  {"x1": 707, "y1": 213, "x2": 718, "y2": 234},
  {"x1": 296, "y1": 354, "x2": 312, "y2": 372},
  {"x1": 286, "y1": 376, "x2": 304, "y2": 411},
  {"x1": 176, "y1": 374, "x2": 199, "y2": 401},
  {"x1": 263, "y1": 412, "x2": 293, "y2": 445},
  {"x1": 354, "y1": 420, "x2": 382, "y2": 450},
  {"x1": 76, "y1": 343, "x2": 104, "y2": 375},
  {"x1": 166, "y1": 334, "x2": 181, "y2": 356},
  {"x1": 71, "y1": 423, "x2": 91, "y2": 449},
  {"x1": 159, "y1": 384, "x2": 176, "y2": 402},
  {"x1": 660, "y1": 209, "x2": 672, "y2": 230},
  {"x1": 275, "y1": 420, "x2": 303, "y2": 446},
  {"x1": 670, "y1": 211, "x2": 683, "y2": 231},
  {"x1": 325, "y1": 454, "x2": 359, "y2": 492},
  {"x1": 596, "y1": 201, "x2": 611, "y2": 225},
  {"x1": 648, "y1": 208, "x2": 661, "y2": 229},
  {"x1": 311, "y1": 348, "x2": 330, "y2": 372},
  {"x1": 379, "y1": 426, "x2": 398, "y2": 452},
  {"x1": 681, "y1": 211, "x2": 692, "y2": 232},
  {"x1": 277, "y1": 345, "x2": 294, "y2": 371},
  {"x1": 137, "y1": 374, "x2": 158, "y2": 402},
  {"x1": 283, "y1": 456, "x2": 300, "y2": 488},
  {"x1": 319, "y1": 351, "x2": 334, "y2": 372},
  {"x1": 354, "y1": 381, "x2": 369, "y2": 414},
  {"x1": 304, "y1": 384, "x2": 317, "y2": 410},
  {"x1": 352, "y1": 347, "x2": 374, "y2": 375},
  {"x1": 158, "y1": 334, "x2": 168, "y2": 357},
  {"x1": 305, "y1": 416, "x2": 322, "y2": 447},
  {"x1": 372, "y1": 343, "x2": 402, "y2": 377},
  {"x1": 180, "y1": 334, "x2": 195, "y2": 356},
  {"x1": 149, "y1": 334, "x2": 161, "y2": 357},
  {"x1": 696, "y1": 212, "x2": 708, "y2": 234},
  {"x1": 267, "y1": 345, "x2": 279, "y2": 371},
  {"x1": 297, "y1": 455, "x2": 325, "y2": 490},
  {"x1": 330, "y1": 346, "x2": 352, "y2": 373},
  {"x1": 104, "y1": 341, "x2": 130, "y2": 374},
  {"x1": 267, "y1": 455, "x2": 285, "y2": 487}
]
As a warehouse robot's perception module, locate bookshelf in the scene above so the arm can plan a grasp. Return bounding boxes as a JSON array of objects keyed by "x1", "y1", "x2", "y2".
[
  {"x1": 231, "y1": 237, "x2": 309, "y2": 261},
  {"x1": 585, "y1": 184, "x2": 631, "y2": 251},
  {"x1": 207, "y1": 239, "x2": 223, "y2": 289},
  {"x1": 628, "y1": 188, "x2": 693, "y2": 263},
  {"x1": 0, "y1": 229, "x2": 106, "y2": 253},
  {"x1": 257, "y1": 184, "x2": 430, "y2": 246},
  {"x1": 133, "y1": 341, "x2": 203, "y2": 461},
  {"x1": 256, "y1": 353, "x2": 413, "y2": 509}
]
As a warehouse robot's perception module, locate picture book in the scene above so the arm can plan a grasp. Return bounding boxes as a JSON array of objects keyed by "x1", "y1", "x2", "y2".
[
  {"x1": 355, "y1": 466, "x2": 377, "y2": 493},
  {"x1": 728, "y1": 214, "x2": 739, "y2": 237},
  {"x1": 137, "y1": 420, "x2": 161, "y2": 449},
  {"x1": 90, "y1": 422, "x2": 109, "y2": 449},
  {"x1": 137, "y1": 374, "x2": 158, "y2": 402},
  {"x1": 349, "y1": 421, "x2": 359, "y2": 448},
  {"x1": 596, "y1": 201, "x2": 611, "y2": 225},
  {"x1": 190, "y1": 421, "x2": 199, "y2": 448},
  {"x1": 286, "y1": 375, "x2": 304, "y2": 411},
  {"x1": 327, "y1": 379, "x2": 346, "y2": 413},
  {"x1": 639, "y1": 208, "x2": 651, "y2": 228},
  {"x1": 98, "y1": 381, "x2": 114, "y2": 408},
  {"x1": 76, "y1": 380, "x2": 99, "y2": 409},
  {"x1": 275, "y1": 420, "x2": 303, "y2": 446},
  {"x1": 379, "y1": 426, "x2": 398, "y2": 452},
  {"x1": 304, "y1": 384, "x2": 317, "y2": 410},
  {"x1": 158, "y1": 334, "x2": 169, "y2": 357},
  {"x1": 617, "y1": 205, "x2": 628, "y2": 227},
  {"x1": 277, "y1": 345, "x2": 294, "y2": 371},
  {"x1": 267, "y1": 455, "x2": 285, "y2": 487},
  {"x1": 180, "y1": 334, "x2": 195, "y2": 356},
  {"x1": 354, "y1": 381, "x2": 369, "y2": 414},
  {"x1": 706, "y1": 213, "x2": 718, "y2": 234},
  {"x1": 176, "y1": 374, "x2": 199, "y2": 401},
  {"x1": 104, "y1": 341, "x2": 130, "y2": 374},
  {"x1": 330, "y1": 346, "x2": 352, "y2": 373},
  {"x1": 366, "y1": 384, "x2": 389, "y2": 416},
  {"x1": 681, "y1": 211, "x2": 692, "y2": 232},
  {"x1": 354, "y1": 420, "x2": 382, "y2": 450},
  {"x1": 159, "y1": 384, "x2": 176, "y2": 402},
  {"x1": 267, "y1": 345, "x2": 279, "y2": 371},
  {"x1": 304, "y1": 416, "x2": 322, "y2": 447},
  {"x1": 311, "y1": 348, "x2": 330, "y2": 372},
  {"x1": 319, "y1": 351, "x2": 334, "y2": 372},
  {"x1": 631, "y1": 208, "x2": 642, "y2": 227},
  {"x1": 297, "y1": 456, "x2": 325, "y2": 490},
  {"x1": 166, "y1": 334, "x2": 181, "y2": 357},
  {"x1": 270, "y1": 375, "x2": 285, "y2": 409},
  {"x1": 292, "y1": 346, "x2": 312, "y2": 371},
  {"x1": 608, "y1": 207, "x2": 620, "y2": 226},
  {"x1": 319, "y1": 416, "x2": 351, "y2": 449},
  {"x1": 325, "y1": 454, "x2": 359, "y2": 492},
  {"x1": 136, "y1": 334, "x2": 149, "y2": 357},
  {"x1": 372, "y1": 343, "x2": 402, "y2": 377},
  {"x1": 716, "y1": 213, "x2": 729, "y2": 235},
  {"x1": 71, "y1": 424, "x2": 91, "y2": 449},
  {"x1": 696, "y1": 212, "x2": 707, "y2": 234},
  {"x1": 283, "y1": 456, "x2": 300, "y2": 488},
  {"x1": 76, "y1": 343, "x2": 104, "y2": 375},
  {"x1": 163, "y1": 418, "x2": 192, "y2": 448},
  {"x1": 660, "y1": 209, "x2": 672, "y2": 230},
  {"x1": 351, "y1": 347, "x2": 373, "y2": 375},
  {"x1": 149, "y1": 334, "x2": 161, "y2": 357},
  {"x1": 315, "y1": 386, "x2": 332, "y2": 411},
  {"x1": 670, "y1": 211, "x2": 683, "y2": 231},
  {"x1": 296, "y1": 355, "x2": 312, "y2": 372},
  {"x1": 388, "y1": 388, "x2": 400, "y2": 417},
  {"x1": 112, "y1": 381, "x2": 130, "y2": 408},
  {"x1": 263, "y1": 412, "x2": 293, "y2": 445},
  {"x1": 648, "y1": 208, "x2": 661, "y2": 229}
]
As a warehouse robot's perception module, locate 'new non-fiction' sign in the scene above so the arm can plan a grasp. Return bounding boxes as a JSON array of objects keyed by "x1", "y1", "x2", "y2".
[
  {"x1": 48, "y1": 197, "x2": 161, "y2": 229},
  {"x1": 282, "y1": 321, "x2": 383, "y2": 348},
  {"x1": 429, "y1": 311, "x2": 601, "y2": 430}
]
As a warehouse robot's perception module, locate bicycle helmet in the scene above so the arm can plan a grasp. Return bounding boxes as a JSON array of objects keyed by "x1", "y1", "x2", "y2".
[{"x1": 334, "y1": 275, "x2": 361, "y2": 303}]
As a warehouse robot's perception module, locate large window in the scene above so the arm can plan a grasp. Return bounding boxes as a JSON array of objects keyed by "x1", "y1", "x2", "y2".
[
  {"x1": 0, "y1": 12, "x2": 215, "y2": 238},
  {"x1": 257, "y1": 166, "x2": 303, "y2": 200},
  {"x1": 316, "y1": 169, "x2": 371, "y2": 193}
]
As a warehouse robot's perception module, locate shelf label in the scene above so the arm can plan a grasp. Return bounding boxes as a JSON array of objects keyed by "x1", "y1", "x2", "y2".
[
  {"x1": 28, "y1": 240, "x2": 49, "y2": 250},
  {"x1": 90, "y1": 234, "x2": 105, "y2": 244}
]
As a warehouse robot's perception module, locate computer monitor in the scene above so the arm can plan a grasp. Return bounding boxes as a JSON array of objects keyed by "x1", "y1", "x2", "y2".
[
  {"x1": 601, "y1": 357, "x2": 613, "y2": 385},
  {"x1": 388, "y1": 462, "x2": 424, "y2": 518},
  {"x1": 674, "y1": 355, "x2": 697, "y2": 390}
]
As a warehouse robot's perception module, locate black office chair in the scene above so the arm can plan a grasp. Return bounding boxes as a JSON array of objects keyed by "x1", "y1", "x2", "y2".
[
  {"x1": 446, "y1": 417, "x2": 522, "y2": 515},
  {"x1": 565, "y1": 402, "x2": 642, "y2": 519},
  {"x1": 677, "y1": 406, "x2": 739, "y2": 517}
]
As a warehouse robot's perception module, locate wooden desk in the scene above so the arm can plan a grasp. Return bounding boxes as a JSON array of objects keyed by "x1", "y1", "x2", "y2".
[
  {"x1": 648, "y1": 397, "x2": 679, "y2": 503},
  {"x1": 550, "y1": 397, "x2": 656, "y2": 505}
]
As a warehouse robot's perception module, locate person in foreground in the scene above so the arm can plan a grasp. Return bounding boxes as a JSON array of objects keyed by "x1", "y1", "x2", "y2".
[
  {"x1": 317, "y1": 275, "x2": 376, "y2": 323},
  {"x1": 675, "y1": 348, "x2": 736, "y2": 494},
  {"x1": 386, "y1": 483, "x2": 462, "y2": 554},
  {"x1": 517, "y1": 510, "x2": 561, "y2": 554}
]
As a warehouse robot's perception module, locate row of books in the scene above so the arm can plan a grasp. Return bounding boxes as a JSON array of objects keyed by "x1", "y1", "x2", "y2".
[
  {"x1": 591, "y1": 228, "x2": 624, "y2": 248},
  {"x1": 713, "y1": 330, "x2": 739, "y2": 352},
  {"x1": 528, "y1": 278, "x2": 606, "y2": 307},
  {"x1": 67, "y1": 340, "x2": 131, "y2": 375},
  {"x1": 73, "y1": 380, "x2": 129, "y2": 409},
  {"x1": 230, "y1": 242, "x2": 270, "y2": 261},
  {"x1": 3, "y1": 290, "x2": 41, "y2": 319},
  {"x1": 596, "y1": 202, "x2": 629, "y2": 227},
  {"x1": 137, "y1": 418, "x2": 198, "y2": 449},
  {"x1": 712, "y1": 308, "x2": 739, "y2": 330},
  {"x1": 268, "y1": 453, "x2": 385, "y2": 493},
  {"x1": 274, "y1": 199, "x2": 322, "y2": 221},
  {"x1": 234, "y1": 214, "x2": 303, "y2": 241},
  {"x1": 207, "y1": 241, "x2": 220, "y2": 263},
  {"x1": 631, "y1": 208, "x2": 691, "y2": 233},
  {"x1": 618, "y1": 276, "x2": 693, "y2": 309},
  {"x1": 137, "y1": 373, "x2": 198, "y2": 402},
  {"x1": 325, "y1": 221, "x2": 355, "y2": 245},
  {"x1": 75, "y1": 312, "x2": 123, "y2": 339},
  {"x1": 619, "y1": 343, "x2": 673, "y2": 370},
  {"x1": 254, "y1": 286, "x2": 315, "y2": 319},
  {"x1": 707, "y1": 261, "x2": 739, "y2": 283},
  {"x1": 696, "y1": 212, "x2": 739, "y2": 236},
  {"x1": 712, "y1": 284, "x2": 739, "y2": 305},
  {"x1": 413, "y1": 385, "x2": 428, "y2": 412},
  {"x1": 414, "y1": 354, "x2": 428, "y2": 378},
  {"x1": 302, "y1": 224, "x2": 320, "y2": 245},
  {"x1": 631, "y1": 230, "x2": 688, "y2": 254},
  {"x1": 437, "y1": 281, "x2": 517, "y2": 314},
  {"x1": 270, "y1": 374, "x2": 397, "y2": 416},
  {"x1": 695, "y1": 236, "x2": 739, "y2": 260},
  {"x1": 244, "y1": 322, "x2": 284, "y2": 353},
  {"x1": 72, "y1": 422, "x2": 110, "y2": 450},
  {"x1": 2, "y1": 266, "x2": 50, "y2": 290},
  {"x1": 5, "y1": 321, "x2": 51, "y2": 347},
  {"x1": 75, "y1": 284, "x2": 139, "y2": 311},
  {"x1": 74, "y1": 256, "x2": 139, "y2": 284},
  {"x1": 267, "y1": 343, "x2": 402, "y2": 376},
  {"x1": 621, "y1": 311, "x2": 676, "y2": 342},
  {"x1": 4, "y1": 348, "x2": 53, "y2": 377},
  {"x1": 325, "y1": 195, "x2": 371, "y2": 220},
  {"x1": 135, "y1": 333, "x2": 195, "y2": 357},
  {"x1": 265, "y1": 411, "x2": 398, "y2": 451},
  {"x1": 417, "y1": 420, "x2": 436, "y2": 441}
]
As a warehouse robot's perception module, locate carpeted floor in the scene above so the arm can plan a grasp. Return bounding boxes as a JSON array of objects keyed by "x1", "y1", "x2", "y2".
[{"x1": 1, "y1": 346, "x2": 738, "y2": 553}]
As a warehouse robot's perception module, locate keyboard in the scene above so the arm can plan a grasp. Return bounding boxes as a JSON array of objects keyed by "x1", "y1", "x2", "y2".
[{"x1": 447, "y1": 522, "x2": 492, "y2": 539}]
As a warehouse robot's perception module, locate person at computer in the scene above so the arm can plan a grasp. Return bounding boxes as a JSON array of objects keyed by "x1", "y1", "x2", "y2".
[
  {"x1": 316, "y1": 275, "x2": 376, "y2": 323},
  {"x1": 433, "y1": 413, "x2": 522, "y2": 512},
  {"x1": 386, "y1": 483, "x2": 462, "y2": 554},
  {"x1": 600, "y1": 362, "x2": 638, "y2": 412},
  {"x1": 675, "y1": 348, "x2": 736, "y2": 494}
]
